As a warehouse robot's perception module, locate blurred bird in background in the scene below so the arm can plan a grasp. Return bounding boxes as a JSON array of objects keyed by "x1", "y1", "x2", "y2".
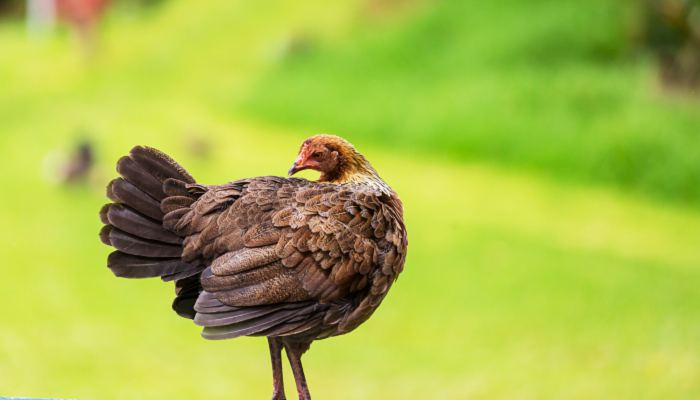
[
  {"x1": 99, "y1": 135, "x2": 408, "y2": 400},
  {"x1": 42, "y1": 137, "x2": 97, "y2": 186},
  {"x1": 61, "y1": 139, "x2": 94, "y2": 184}
]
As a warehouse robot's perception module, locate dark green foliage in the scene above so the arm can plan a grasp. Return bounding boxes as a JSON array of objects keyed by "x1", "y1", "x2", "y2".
[
  {"x1": 242, "y1": 0, "x2": 700, "y2": 205},
  {"x1": 642, "y1": 0, "x2": 700, "y2": 88},
  {"x1": 0, "y1": 0, "x2": 24, "y2": 18}
]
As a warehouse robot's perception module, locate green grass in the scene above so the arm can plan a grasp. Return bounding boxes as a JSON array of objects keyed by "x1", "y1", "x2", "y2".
[
  {"x1": 241, "y1": 0, "x2": 700, "y2": 206},
  {"x1": 0, "y1": 0, "x2": 699, "y2": 399}
]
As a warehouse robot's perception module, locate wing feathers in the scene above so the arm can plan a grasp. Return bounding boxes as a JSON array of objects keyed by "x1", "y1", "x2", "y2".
[
  {"x1": 194, "y1": 302, "x2": 297, "y2": 327},
  {"x1": 210, "y1": 246, "x2": 278, "y2": 276},
  {"x1": 258, "y1": 314, "x2": 324, "y2": 337},
  {"x1": 199, "y1": 299, "x2": 323, "y2": 340}
]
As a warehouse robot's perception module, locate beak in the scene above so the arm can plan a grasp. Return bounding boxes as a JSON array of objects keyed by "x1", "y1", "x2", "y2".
[
  {"x1": 288, "y1": 155, "x2": 304, "y2": 176},
  {"x1": 287, "y1": 162, "x2": 298, "y2": 176}
]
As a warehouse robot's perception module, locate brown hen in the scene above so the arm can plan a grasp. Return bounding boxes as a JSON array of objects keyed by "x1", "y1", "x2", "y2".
[{"x1": 99, "y1": 135, "x2": 408, "y2": 399}]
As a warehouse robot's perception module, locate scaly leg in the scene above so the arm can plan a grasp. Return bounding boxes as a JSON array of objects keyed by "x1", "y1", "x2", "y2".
[
  {"x1": 283, "y1": 339, "x2": 312, "y2": 400},
  {"x1": 268, "y1": 337, "x2": 286, "y2": 400}
]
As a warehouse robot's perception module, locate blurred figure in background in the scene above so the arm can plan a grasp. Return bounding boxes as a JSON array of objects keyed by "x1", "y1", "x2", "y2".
[
  {"x1": 275, "y1": 32, "x2": 315, "y2": 60},
  {"x1": 43, "y1": 137, "x2": 96, "y2": 186},
  {"x1": 27, "y1": 0, "x2": 110, "y2": 56},
  {"x1": 61, "y1": 138, "x2": 94, "y2": 184},
  {"x1": 185, "y1": 134, "x2": 213, "y2": 159},
  {"x1": 26, "y1": 0, "x2": 55, "y2": 37},
  {"x1": 56, "y1": 0, "x2": 110, "y2": 57}
]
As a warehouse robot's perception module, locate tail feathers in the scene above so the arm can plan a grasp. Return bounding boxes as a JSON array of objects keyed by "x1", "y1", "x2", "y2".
[
  {"x1": 115, "y1": 145, "x2": 195, "y2": 201},
  {"x1": 172, "y1": 275, "x2": 202, "y2": 318},
  {"x1": 100, "y1": 203, "x2": 182, "y2": 244},
  {"x1": 107, "y1": 178, "x2": 163, "y2": 221},
  {"x1": 107, "y1": 251, "x2": 193, "y2": 279},
  {"x1": 116, "y1": 156, "x2": 166, "y2": 201},
  {"x1": 100, "y1": 146, "x2": 203, "y2": 282},
  {"x1": 161, "y1": 195, "x2": 196, "y2": 215},
  {"x1": 161, "y1": 178, "x2": 206, "y2": 232},
  {"x1": 100, "y1": 225, "x2": 182, "y2": 258},
  {"x1": 129, "y1": 146, "x2": 195, "y2": 184}
]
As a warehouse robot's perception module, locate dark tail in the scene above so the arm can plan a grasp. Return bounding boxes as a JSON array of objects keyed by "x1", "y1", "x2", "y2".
[{"x1": 99, "y1": 146, "x2": 204, "y2": 318}]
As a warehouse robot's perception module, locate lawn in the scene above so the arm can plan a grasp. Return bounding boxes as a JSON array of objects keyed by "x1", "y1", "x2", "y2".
[{"x1": 0, "y1": 0, "x2": 699, "y2": 399}]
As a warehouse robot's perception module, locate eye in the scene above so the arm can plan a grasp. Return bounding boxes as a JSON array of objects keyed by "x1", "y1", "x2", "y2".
[{"x1": 311, "y1": 151, "x2": 322, "y2": 159}]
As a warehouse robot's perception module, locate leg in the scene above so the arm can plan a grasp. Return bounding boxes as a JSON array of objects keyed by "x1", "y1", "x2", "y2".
[
  {"x1": 283, "y1": 339, "x2": 312, "y2": 400},
  {"x1": 268, "y1": 337, "x2": 286, "y2": 400}
]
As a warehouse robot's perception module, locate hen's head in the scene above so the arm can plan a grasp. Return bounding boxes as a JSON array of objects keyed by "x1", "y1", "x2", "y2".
[{"x1": 288, "y1": 134, "x2": 378, "y2": 184}]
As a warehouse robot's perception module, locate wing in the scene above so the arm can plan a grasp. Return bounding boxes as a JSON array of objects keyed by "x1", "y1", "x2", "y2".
[
  {"x1": 271, "y1": 181, "x2": 407, "y2": 336},
  {"x1": 166, "y1": 177, "x2": 407, "y2": 339}
]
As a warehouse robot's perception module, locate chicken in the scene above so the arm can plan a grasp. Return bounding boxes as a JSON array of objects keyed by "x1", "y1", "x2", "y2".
[{"x1": 98, "y1": 135, "x2": 408, "y2": 400}]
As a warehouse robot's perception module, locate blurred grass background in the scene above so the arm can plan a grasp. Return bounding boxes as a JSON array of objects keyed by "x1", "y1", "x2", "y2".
[{"x1": 1, "y1": 0, "x2": 699, "y2": 399}]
